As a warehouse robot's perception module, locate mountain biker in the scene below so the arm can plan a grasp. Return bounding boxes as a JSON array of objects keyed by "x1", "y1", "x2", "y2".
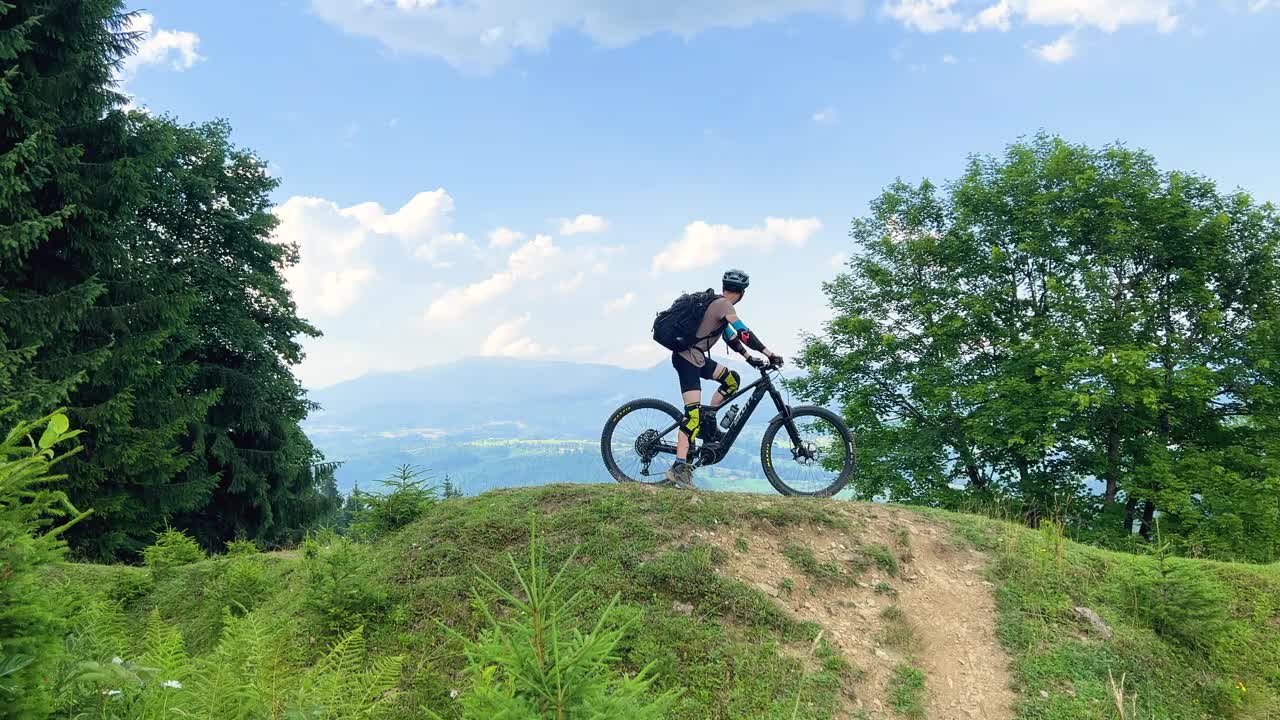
[{"x1": 664, "y1": 268, "x2": 783, "y2": 489}]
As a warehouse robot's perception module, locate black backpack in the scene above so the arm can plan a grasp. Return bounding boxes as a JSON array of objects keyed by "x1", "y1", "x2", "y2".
[{"x1": 652, "y1": 289, "x2": 718, "y2": 352}]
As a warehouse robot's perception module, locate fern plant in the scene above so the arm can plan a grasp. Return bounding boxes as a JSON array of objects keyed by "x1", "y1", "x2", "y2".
[
  {"x1": 286, "y1": 626, "x2": 403, "y2": 719},
  {"x1": 434, "y1": 520, "x2": 678, "y2": 719},
  {"x1": 56, "y1": 605, "x2": 403, "y2": 720},
  {"x1": 0, "y1": 412, "x2": 87, "y2": 720}
]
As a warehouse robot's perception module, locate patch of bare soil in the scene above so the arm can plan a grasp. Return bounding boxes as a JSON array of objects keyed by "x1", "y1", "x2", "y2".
[{"x1": 692, "y1": 499, "x2": 1016, "y2": 720}]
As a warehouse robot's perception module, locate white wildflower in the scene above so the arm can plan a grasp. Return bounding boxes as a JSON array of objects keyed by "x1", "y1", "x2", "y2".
[
  {"x1": 111, "y1": 656, "x2": 124, "y2": 665},
  {"x1": 161, "y1": 679, "x2": 183, "y2": 689},
  {"x1": 449, "y1": 689, "x2": 459, "y2": 699}
]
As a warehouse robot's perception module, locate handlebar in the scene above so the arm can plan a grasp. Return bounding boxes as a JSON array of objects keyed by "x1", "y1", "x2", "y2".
[{"x1": 746, "y1": 355, "x2": 784, "y2": 371}]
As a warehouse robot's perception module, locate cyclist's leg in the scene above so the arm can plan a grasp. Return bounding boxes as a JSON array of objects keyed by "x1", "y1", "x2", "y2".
[
  {"x1": 671, "y1": 354, "x2": 704, "y2": 463},
  {"x1": 708, "y1": 363, "x2": 740, "y2": 408}
]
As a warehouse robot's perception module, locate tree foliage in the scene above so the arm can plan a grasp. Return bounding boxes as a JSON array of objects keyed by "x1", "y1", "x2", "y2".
[
  {"x1": 796, "y1": 135, "x2": 1280, "y2": 562},
  {"x1": 0, "y1": 2, "x2": 334, "y2": 559}
]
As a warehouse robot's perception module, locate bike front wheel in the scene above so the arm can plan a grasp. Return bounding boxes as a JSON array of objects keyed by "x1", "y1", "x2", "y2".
[
  {"x1": 761, "y1": 406, "x2": 856, "y2": 497},
  {"x1": 600, "y1": 398, "x2": 682, "y2": 484}
]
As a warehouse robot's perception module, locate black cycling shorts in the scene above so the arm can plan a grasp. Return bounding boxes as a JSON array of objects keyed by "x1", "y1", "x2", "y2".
[{"x1": 672, "y1": 353, "x2": 721, "y2": 394}]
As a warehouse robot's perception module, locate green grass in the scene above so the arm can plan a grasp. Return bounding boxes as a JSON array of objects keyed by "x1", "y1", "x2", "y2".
[
  {"x1": 49, "y1": 486, "x2": 1280, "y2": 720},
  {"x1": 928, "y1": 508, "x2": 1280, "y2": 720},
  {"x1": 865, "y1": 543, "x2": 899, "y2": 577},
  {"x1": 53, "y1": 485, "x2": 854, "y2": 720},
  {"x1": 782, "y1": 542, "x2": 848, "y2": 585},
  {"x1": 888, "y1": 663, "x2": 927, "y2": 718}
]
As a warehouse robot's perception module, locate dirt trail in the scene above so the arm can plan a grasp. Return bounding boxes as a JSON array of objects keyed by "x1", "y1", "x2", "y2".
[{"x1": 691, "y1": 499, "x2": 1016, "y2": 720}]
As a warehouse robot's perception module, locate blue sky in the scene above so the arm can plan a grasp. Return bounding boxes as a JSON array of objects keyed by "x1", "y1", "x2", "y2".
[{"x1": 123, "y1": 0, "x2": 1280, "y2": 388}]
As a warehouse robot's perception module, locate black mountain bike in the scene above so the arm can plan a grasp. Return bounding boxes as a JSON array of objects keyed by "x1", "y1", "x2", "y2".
[{"x1": 600, "y1": 358, "x2": 856, "y2": 497}]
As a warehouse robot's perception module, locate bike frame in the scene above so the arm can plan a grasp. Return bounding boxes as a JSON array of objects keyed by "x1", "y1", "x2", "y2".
[{"x1": 650, "y1": 365, "x2": 802, "y2": 467}]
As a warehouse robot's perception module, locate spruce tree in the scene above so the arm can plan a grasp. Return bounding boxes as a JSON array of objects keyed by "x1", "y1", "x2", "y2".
[
  {"x1": 135, "y1": 118, "x2": 331, "y2": 549},
  {"x1": 0, "y1": 2, "x2": 212, "y2": 559},
  {"x1": 0, "y1": 0, "x2": 129, "y2": 416}
]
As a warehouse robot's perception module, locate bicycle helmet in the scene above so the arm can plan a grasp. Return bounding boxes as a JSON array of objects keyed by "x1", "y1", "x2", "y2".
[{"x1": 722, "y1": 268, "x2": 750, "y2": 291}]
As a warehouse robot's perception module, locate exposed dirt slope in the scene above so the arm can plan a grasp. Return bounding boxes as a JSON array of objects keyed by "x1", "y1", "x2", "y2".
[{"x1": 687, "y1": 495, "x2": 1016, "y2": 719}]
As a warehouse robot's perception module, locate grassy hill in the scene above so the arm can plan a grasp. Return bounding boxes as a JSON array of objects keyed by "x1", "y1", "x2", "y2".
[{"x1": 51, "y1": 485, "x2": 1280, "y2": 719}]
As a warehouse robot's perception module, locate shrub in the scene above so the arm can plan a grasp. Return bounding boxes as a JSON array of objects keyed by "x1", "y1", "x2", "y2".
[
  {"x1": 435, "y1": 520, "x2": 679, "y2": 719},
  {"x1": 214, "y1": 554, "x2": 268, "y2": 617},
  {"x1": 1128, "y1": 554, "x2": 1230, "y2": 651},
  {"x1": 303, "y1": 535, "x2": 388, "y2": 636},
  {"x1": 142, "y1": 528, "x2": 206, "y2": 577},
  {"x1": 350, "y1": 464, "x2": 438, "y2": 540},
  {"x1": 224, "y1": 538, "x2": 258, "y2": 557},
  {"x1": 0, "y1": 412, "x2": 87, "y2": 719}
]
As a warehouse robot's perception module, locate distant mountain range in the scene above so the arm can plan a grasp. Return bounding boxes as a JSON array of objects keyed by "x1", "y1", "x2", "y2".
[{"x1": 304, "y1": 356, "x2": 784, "y2": 495}]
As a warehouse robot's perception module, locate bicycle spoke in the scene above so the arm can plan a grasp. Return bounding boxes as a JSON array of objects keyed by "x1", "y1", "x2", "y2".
[
  {"x1": 605, "y1": 406, "x2": 678, "y2": 483},
  {"x1": 767, "y1": 415, "x2": 849, "y2": 495}
]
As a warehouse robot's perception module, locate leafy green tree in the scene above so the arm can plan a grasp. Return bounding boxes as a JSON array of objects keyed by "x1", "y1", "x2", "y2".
[
  {"x1": 1, "y1": 2, "x2": 226, "y2": 560},
  {"x1": 136, "y1": 118, "x2": 333, "y2": 550},
  {"x1": 0, "y1": 412, "x2": 88, "y2": 719},
  {"x1": 798, "y1": 135, "x2": 1280, "y2": 561}
]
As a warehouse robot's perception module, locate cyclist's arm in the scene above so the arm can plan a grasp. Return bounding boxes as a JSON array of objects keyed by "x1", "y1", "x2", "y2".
[{"x1": 723, "y1": 312, "x2": 770, "y2": 355}]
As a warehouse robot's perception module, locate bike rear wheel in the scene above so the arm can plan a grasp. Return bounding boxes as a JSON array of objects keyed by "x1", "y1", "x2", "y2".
[
  {"x1": 601, "y1": 398, "x2": 682, "y2": 484},
  {"x1": 761, "y1": 405, "x2": 855, "y2": 497}
]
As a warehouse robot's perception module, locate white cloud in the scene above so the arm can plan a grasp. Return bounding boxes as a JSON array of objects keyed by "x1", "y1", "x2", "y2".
[
  {"x1": 603, "y1": 292, "x2": 637, "y2": 315},
  {"x1": 309, "y1": 0, "x2": 865, "y2": 70},
  {"x1": 120, "y1": 13, "x2": 204, "y2": 78},
  {"x1": 962, "y1": 0, "x2": 1181, "y2": 33},
  {"x1": 488, "y1": 226, "x2": 525, "y2": 247},
  {"x1": 425, "y1": 234, "x2": 559, "y2": 325},
  {"x1": 1249, "y1": 0, "x2": 1273, "y2": 10},
  {"x1": 883, "y1": 0, "x2": 964, "y2": 31},
  {"x1": 273, "y1": 197, "x2": 380, "y2": 317},
  {"x1": 341, "y1": 188, "x2": 473, "y2": 264},
  {"x1": 652, "y1": 217, "x2": 822, "y2": 273},
  {"x1": 558, "y1": 214, "x2": 609, "y2": 235},
  {"x1": 967, "y1": 0, "x2": 1013, "y2": 29},
  {"x1": 557, "y1": 272, "x2": 586, "y2": 293},
  {"x1": 1035, "y1": 32, "x2": 1076, "y2": 62},
  {"x1": 942, "y1": 53, "x2": 959, "y2": 63},
  {"x1": 812, "y1": 107, "x2": 838, "y2": 124},
  {"x1": 273, "y1": 189, "x2": 472, "y2": 317},
  {"x1": 481, "y1": 314, "x2": 555, "y2": 357},
  {"x1": 829, "y1": 252, "x2": 848, "y2": 269}
]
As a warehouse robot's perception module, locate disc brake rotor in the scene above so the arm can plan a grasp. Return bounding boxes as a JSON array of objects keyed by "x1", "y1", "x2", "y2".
[{"x1": 792, "y1": 440, "x2": 819, "y2": 466}]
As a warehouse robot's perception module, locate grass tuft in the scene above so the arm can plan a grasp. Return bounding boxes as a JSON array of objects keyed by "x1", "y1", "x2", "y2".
[
  {"x1": 888, "y1": 663, "x2": 927, "y2": 718},
  {"x1": 866, "y1": 543, "x2": 899, "y2": 577},
  {"x1": 878, "y1": 604, "x2": 922, "y2": 654}
]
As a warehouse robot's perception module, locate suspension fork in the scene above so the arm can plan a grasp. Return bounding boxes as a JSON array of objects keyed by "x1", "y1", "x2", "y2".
[{"x1": 767, "y1": 382, "x2": 804, "y2": 447}]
